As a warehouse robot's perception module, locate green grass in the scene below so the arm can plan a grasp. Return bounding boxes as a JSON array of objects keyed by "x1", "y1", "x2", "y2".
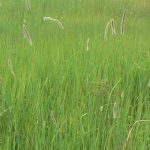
[{"x1": 0, "y1": 0, "x2": 150, "y2": 149}]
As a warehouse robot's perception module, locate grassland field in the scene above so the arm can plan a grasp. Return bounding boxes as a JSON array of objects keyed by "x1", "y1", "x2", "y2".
[{"x1": 0, "y1": 0, "x2": 150, "y2": 150}]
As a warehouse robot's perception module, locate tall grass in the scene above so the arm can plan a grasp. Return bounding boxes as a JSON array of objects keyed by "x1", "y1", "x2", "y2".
[{"x1": 0, "y1": 0, "x2": 150, "y2": 150}]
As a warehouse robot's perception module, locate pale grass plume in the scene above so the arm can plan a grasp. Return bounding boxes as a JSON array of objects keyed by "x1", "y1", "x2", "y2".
[
  {"x1": 23, "y1": 23, "x2": 32, "y2": 46},
  {"x1": 121, "y1": 91, "x2": 124, "y2": 99},
  {"x1": 26, "y1": 0, "x2": 31, "y2": 11},
  {"x1": 104, "y1": 19, "x2": 112, "y2": 41},
  {"x1": 122, "y1": 120, "x2": 150, "y2": 150},
  {"x1": 111, "y1": 19, "x2": 116, "y2": 36},
  {"x1": 43, "y1": 17, "x2": 64, "y2": 29},
  {"x1": 8, "y1": 59, "x2": 16, "y2": 79},
  {"x1": 113, "y1": 102, "x2": 117, "y2": 119},
  {"x1": 121, "y1": 9, "x2": 127, "y2": 35},
  {"x1": 104, "y1": 19, "x2": 116, "y2": 41},
  {"x1": 86, "y1": 38, "x2": 90, "y2": 51},
  {"x1": 81, "y1": 113, "x2": 88, "y2": 118}
]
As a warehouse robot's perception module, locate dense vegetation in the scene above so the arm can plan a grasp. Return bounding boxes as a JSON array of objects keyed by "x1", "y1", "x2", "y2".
[{"x1": 0, "y1": 0, "x2": 150, "y2": 149}]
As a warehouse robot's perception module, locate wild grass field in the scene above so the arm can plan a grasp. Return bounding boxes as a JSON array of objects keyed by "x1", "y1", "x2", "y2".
[{"x1": 0, "y1": 0, "x2": 150, "y2": 149}]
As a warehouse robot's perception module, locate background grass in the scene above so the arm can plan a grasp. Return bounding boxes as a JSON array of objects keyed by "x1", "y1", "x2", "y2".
[{"x1": 0, "y1": 0, "x2": 150, "y2": 149}]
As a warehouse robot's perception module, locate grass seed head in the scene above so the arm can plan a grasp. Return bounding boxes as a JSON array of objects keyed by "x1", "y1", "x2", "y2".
[
  {"x1": 8, "y1": 59, "x2": 16, "y2": 79},
  {"x1": 23, "y1": 23, "x2": 32, "y2": 46},
  {"x1": 111, "y1": 19, "x2": 116, "y2": 36},
  {"x1": 121, "y1": 9, "x2": 127, "y2": 35},
  {"x1": 26, "y1": 0, "x2": 31, "y2": 11},
  {"x1": 43, "y1": 17, "x2": 64, "y2": 30},
  {"x1": 104, "y1": 19, "x2": 112, "y2": 41},
  {"x1": 113, "y1": 102, "x2": 117, "y2": 119},
  {"x1": 104, "y1": 19, "x2": 116, "y2": 41}
]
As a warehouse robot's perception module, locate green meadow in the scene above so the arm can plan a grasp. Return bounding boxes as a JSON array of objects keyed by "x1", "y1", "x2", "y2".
[{"x1": 0, "y1": 0, "x2": 150, "y2": 149}]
